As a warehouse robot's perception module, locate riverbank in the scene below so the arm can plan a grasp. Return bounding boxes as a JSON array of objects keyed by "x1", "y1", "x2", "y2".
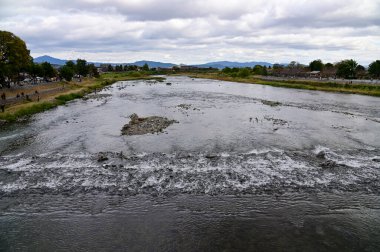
[
  {"x1": 0, "y1": 72, "x2": 164, "y2": 124},
  {"x1": 187, "y1": 73, "x2": 380, "y2": 97}
]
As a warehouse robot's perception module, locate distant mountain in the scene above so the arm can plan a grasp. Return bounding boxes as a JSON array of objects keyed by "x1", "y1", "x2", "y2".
[
  {"x1": 195, "y1": 61, "x2": 273, "y2": 69},
  {"x1": 33, "y1": 56, "x2": 176, "y2": 68},
  {"x1": 34, "y1": 55, "x2": 67, "y2": 65},
  {"x1": 33, "y1": 55, "x2": 273, "y2": 69},
  {"x1": 127, "y1": 60, "x2": 176, "y2": 68}
]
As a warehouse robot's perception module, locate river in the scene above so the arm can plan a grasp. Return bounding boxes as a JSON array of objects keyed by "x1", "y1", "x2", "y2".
[{"x1": 0, "y1": 76, "x2": 379, "y2": 251}]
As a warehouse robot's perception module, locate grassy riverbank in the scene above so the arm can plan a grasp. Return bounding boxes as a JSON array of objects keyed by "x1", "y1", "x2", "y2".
[
  {"x1": 0, "y1": 72, "x2": 164, "y2": 123},
  {"x1": 188, "y1": 73, "x2": 380, "y2": 97}
]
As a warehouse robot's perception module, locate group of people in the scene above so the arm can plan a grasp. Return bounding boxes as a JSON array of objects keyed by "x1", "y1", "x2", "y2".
[{"x1": 0, "y1": 90, "x2": 41, "y2": 113}]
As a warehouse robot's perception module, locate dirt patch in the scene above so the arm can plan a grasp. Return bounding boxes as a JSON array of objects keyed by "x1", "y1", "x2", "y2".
[{"x1": 121, "y1": 113, "x2": 178, "y2": 136}]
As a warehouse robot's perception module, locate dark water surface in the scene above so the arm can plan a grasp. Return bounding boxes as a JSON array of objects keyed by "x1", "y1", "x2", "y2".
[{"x1": 0, "y1": 76, "x2": 379, "y2": 251}]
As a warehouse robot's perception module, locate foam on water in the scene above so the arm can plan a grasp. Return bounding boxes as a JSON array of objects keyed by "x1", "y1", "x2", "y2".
[{"x1": 0, "y1": 147, "x2": 379, "y2": 196}]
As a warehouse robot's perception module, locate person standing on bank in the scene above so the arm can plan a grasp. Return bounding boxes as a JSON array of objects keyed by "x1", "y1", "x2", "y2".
[{"x1": 1, "y1": 92, "x2": 6, "y2": 112}]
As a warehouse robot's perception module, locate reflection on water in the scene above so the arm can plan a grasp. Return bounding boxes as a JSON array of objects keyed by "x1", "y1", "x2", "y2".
[{"x1": 0, "y1": 76, "x2": 379, "y2": 251}]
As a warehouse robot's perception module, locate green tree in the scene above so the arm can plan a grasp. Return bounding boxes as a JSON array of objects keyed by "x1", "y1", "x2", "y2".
[
  {"x1": 142, "y1": 63, "x2": 149, "y2": 71},
  {"x1": 65, "y1": 60, "x2": 76, "y2": 71},
  {"x1": 237, "y1": 68, "x2": 251, "y2": 78},
  {"x1": 309, "y1": 59, "x2": 324, "y2": 71},
  {"x1": 29, "y1": 61, "x2": 43, "y2": 83},
  {"x1": 41, "y1": 62, "x2": 56, "y2": 78},
  {"x1": 356, "y1": 65, "x2": 365, "y2": 72},
  {"x1": 221, "y1": 67, "x2": 232, "y2": 74},
  {"x1": 288, "y1": 61, "x2": 302, "y2": 69},
  {"x1": 76, "y1": 59, "x2": 88, "y2": 76},
  {"x1": 336, "y1": 59, "x2": 358, "y2": 79},
  {"x1": 115, "y1": 65, "x2": 123, "y2": 72},
  {"x1": 252, "y1": 65, "x2": 268, "y2": 76},
  {"x1": 107, "y1": 64, "x2": 114, "y2": 72},
  {"x1": 368, "y1": 60, "x2": 380, "y2": 78},
  {"x1": 125, "y1": 65, "x2": 138, "y2": 71},
  {"x1": 262, "y1": 66, "x2": 268, "y2": 76},
  {"x1": 0, "y1": 30, "x2": 32, "y2": 87},
  {"x1": 252, "y1": 65, "x2": 263, "y2": 75},
  {"x1": 324, "y1": 63, "x2": 334, "y2": 68},
  {"x1": 273, "y1": 63, "x2": 284, "y2": 69},
  {"x1": 87, "y1": 64, "x2": 99, "y2": 78},
  {"x1": 60, "y1": 65, "x2": 74, "y2": 81}
]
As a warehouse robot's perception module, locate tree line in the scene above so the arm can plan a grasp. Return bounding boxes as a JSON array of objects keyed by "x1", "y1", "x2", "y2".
[
  {"x1": 104, "y1": 63, "x2": 150, "y2": 72},
  {"x1": 220, "y1": 59, "x2": 380, "y2": 80}
]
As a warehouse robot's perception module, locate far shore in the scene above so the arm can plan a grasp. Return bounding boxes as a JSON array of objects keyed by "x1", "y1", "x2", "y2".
[{"x1": 186, "y1": 73, "x2": 380, "y2": 97}]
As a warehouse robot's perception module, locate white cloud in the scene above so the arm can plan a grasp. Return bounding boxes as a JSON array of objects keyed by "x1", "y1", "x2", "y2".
[{"x1": 0, "y1": 0, "x2": 379, "y2": 64}]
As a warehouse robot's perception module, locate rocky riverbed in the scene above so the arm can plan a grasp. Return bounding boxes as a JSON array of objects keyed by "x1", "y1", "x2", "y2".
[{"x1": 121, "y1": 113, "x2": 178, "y2": 135}]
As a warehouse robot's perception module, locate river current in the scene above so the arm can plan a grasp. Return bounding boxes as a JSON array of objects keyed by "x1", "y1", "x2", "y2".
[{"x1": 0, "y1": 76, "x2": 379, "y2": 251}]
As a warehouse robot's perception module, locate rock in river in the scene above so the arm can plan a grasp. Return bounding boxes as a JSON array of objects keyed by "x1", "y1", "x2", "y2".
[
  {"x1": 97, "y1": 152, "x2": 109, "y2": 162},
  {"x1": 121, "y1": 113, "x2": 178, "y2": 136}
]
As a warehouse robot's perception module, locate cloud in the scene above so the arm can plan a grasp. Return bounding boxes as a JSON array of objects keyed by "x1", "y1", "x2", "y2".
[{"x1": 0, "y1": 0, "x2": 379, "y2": 64}]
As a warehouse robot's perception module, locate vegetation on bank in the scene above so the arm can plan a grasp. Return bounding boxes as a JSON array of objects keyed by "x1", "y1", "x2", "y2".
[
  {"x1": 0, "y1": 72, "x2": 164, "y2": 123},
  {"x1": 189, "y1": 73, "x2": 380, "y2": 97}
]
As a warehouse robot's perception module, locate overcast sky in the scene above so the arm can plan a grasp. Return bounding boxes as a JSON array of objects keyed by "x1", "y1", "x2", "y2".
[{"x1": 1, "y1": 0, "x2": 379, "y2": 64}]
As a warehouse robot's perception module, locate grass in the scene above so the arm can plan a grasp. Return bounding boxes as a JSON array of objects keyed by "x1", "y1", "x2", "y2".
[
  {"x1": 55, "y1": 93, "x2": 85, "y2": 105},
  {"x1": 0, "y1": 102, "x2": 58, "y2": 122},
  {"x1": 0, "y1": 72, "x2": 164, "y2": 123},
  {"x1": 189, "y1": 73, "x2": 380, "y2": 97}
]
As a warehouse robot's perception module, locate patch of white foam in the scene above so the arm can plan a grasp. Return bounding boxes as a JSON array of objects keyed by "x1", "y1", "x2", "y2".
[
  {"x1": 1, "y1": 157, "x2": 34, "y2": 171},
  {"x1": 0, "y1": 181, "x2": 28, "y2": 192},
  {"x1": 245, "y1": 148, "x2": 280, "y2": 155},
  {"x1": 0, "y1": 133, "x2": 20, "y2": 141},
  {"x1": 220, "y1": 152, "x2": 231, "y2": 158}
]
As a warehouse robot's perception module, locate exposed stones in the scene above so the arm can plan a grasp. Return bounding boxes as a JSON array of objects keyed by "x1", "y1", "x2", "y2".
[
  {"x1": 320, "y1": 160, "x2": 348, "y2": 169},
  {"x1": 177, "y1": 104, "x2": 192, "y2": 110},
  {"x1": 121, "y1": 113, "x2": 178, "y2": 135},
  {"x1": 264, "y1": 116, "x2": 288, "y2": 126},
  {"x1": 205, "y1": 154, "x2": 218, "y2": 159},
  {"x1": 97, "y1": 152, "x2": 109, "y2": 162},
  {"x1": 316, "y1": 150, "x2": 326, "y2": 159},
  {"x1": 176, "y1": 104, "x2": 200, "y2": 112},
  {"x1": 321, "y1": 160, "x2": 334, "y2": 169},
  {"x1": 260, "y1": 99, "x2": 282, "y2": 107}
]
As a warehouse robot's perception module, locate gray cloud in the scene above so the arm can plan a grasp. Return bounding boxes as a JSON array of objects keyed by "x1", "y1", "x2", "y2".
[{"x1": 0, "y1": 0, "x2": 379, "y2": 64}]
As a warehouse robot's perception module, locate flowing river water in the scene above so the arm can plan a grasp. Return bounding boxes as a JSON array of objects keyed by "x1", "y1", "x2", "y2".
[{"x1": 0, "y1": 76, "x2": 379, "y2": 251}]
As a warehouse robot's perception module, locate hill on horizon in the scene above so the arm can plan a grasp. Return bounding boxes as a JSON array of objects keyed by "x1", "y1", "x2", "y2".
[
  {"x1": 34, "y1": 55, "x2": 68, "y2": 65},
  {"x1": 33, "y1": 55, "x2": 273, "y2": 69},
  {"x1": 194, "y1": 61, "x2": 273, "y2": 69}
]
